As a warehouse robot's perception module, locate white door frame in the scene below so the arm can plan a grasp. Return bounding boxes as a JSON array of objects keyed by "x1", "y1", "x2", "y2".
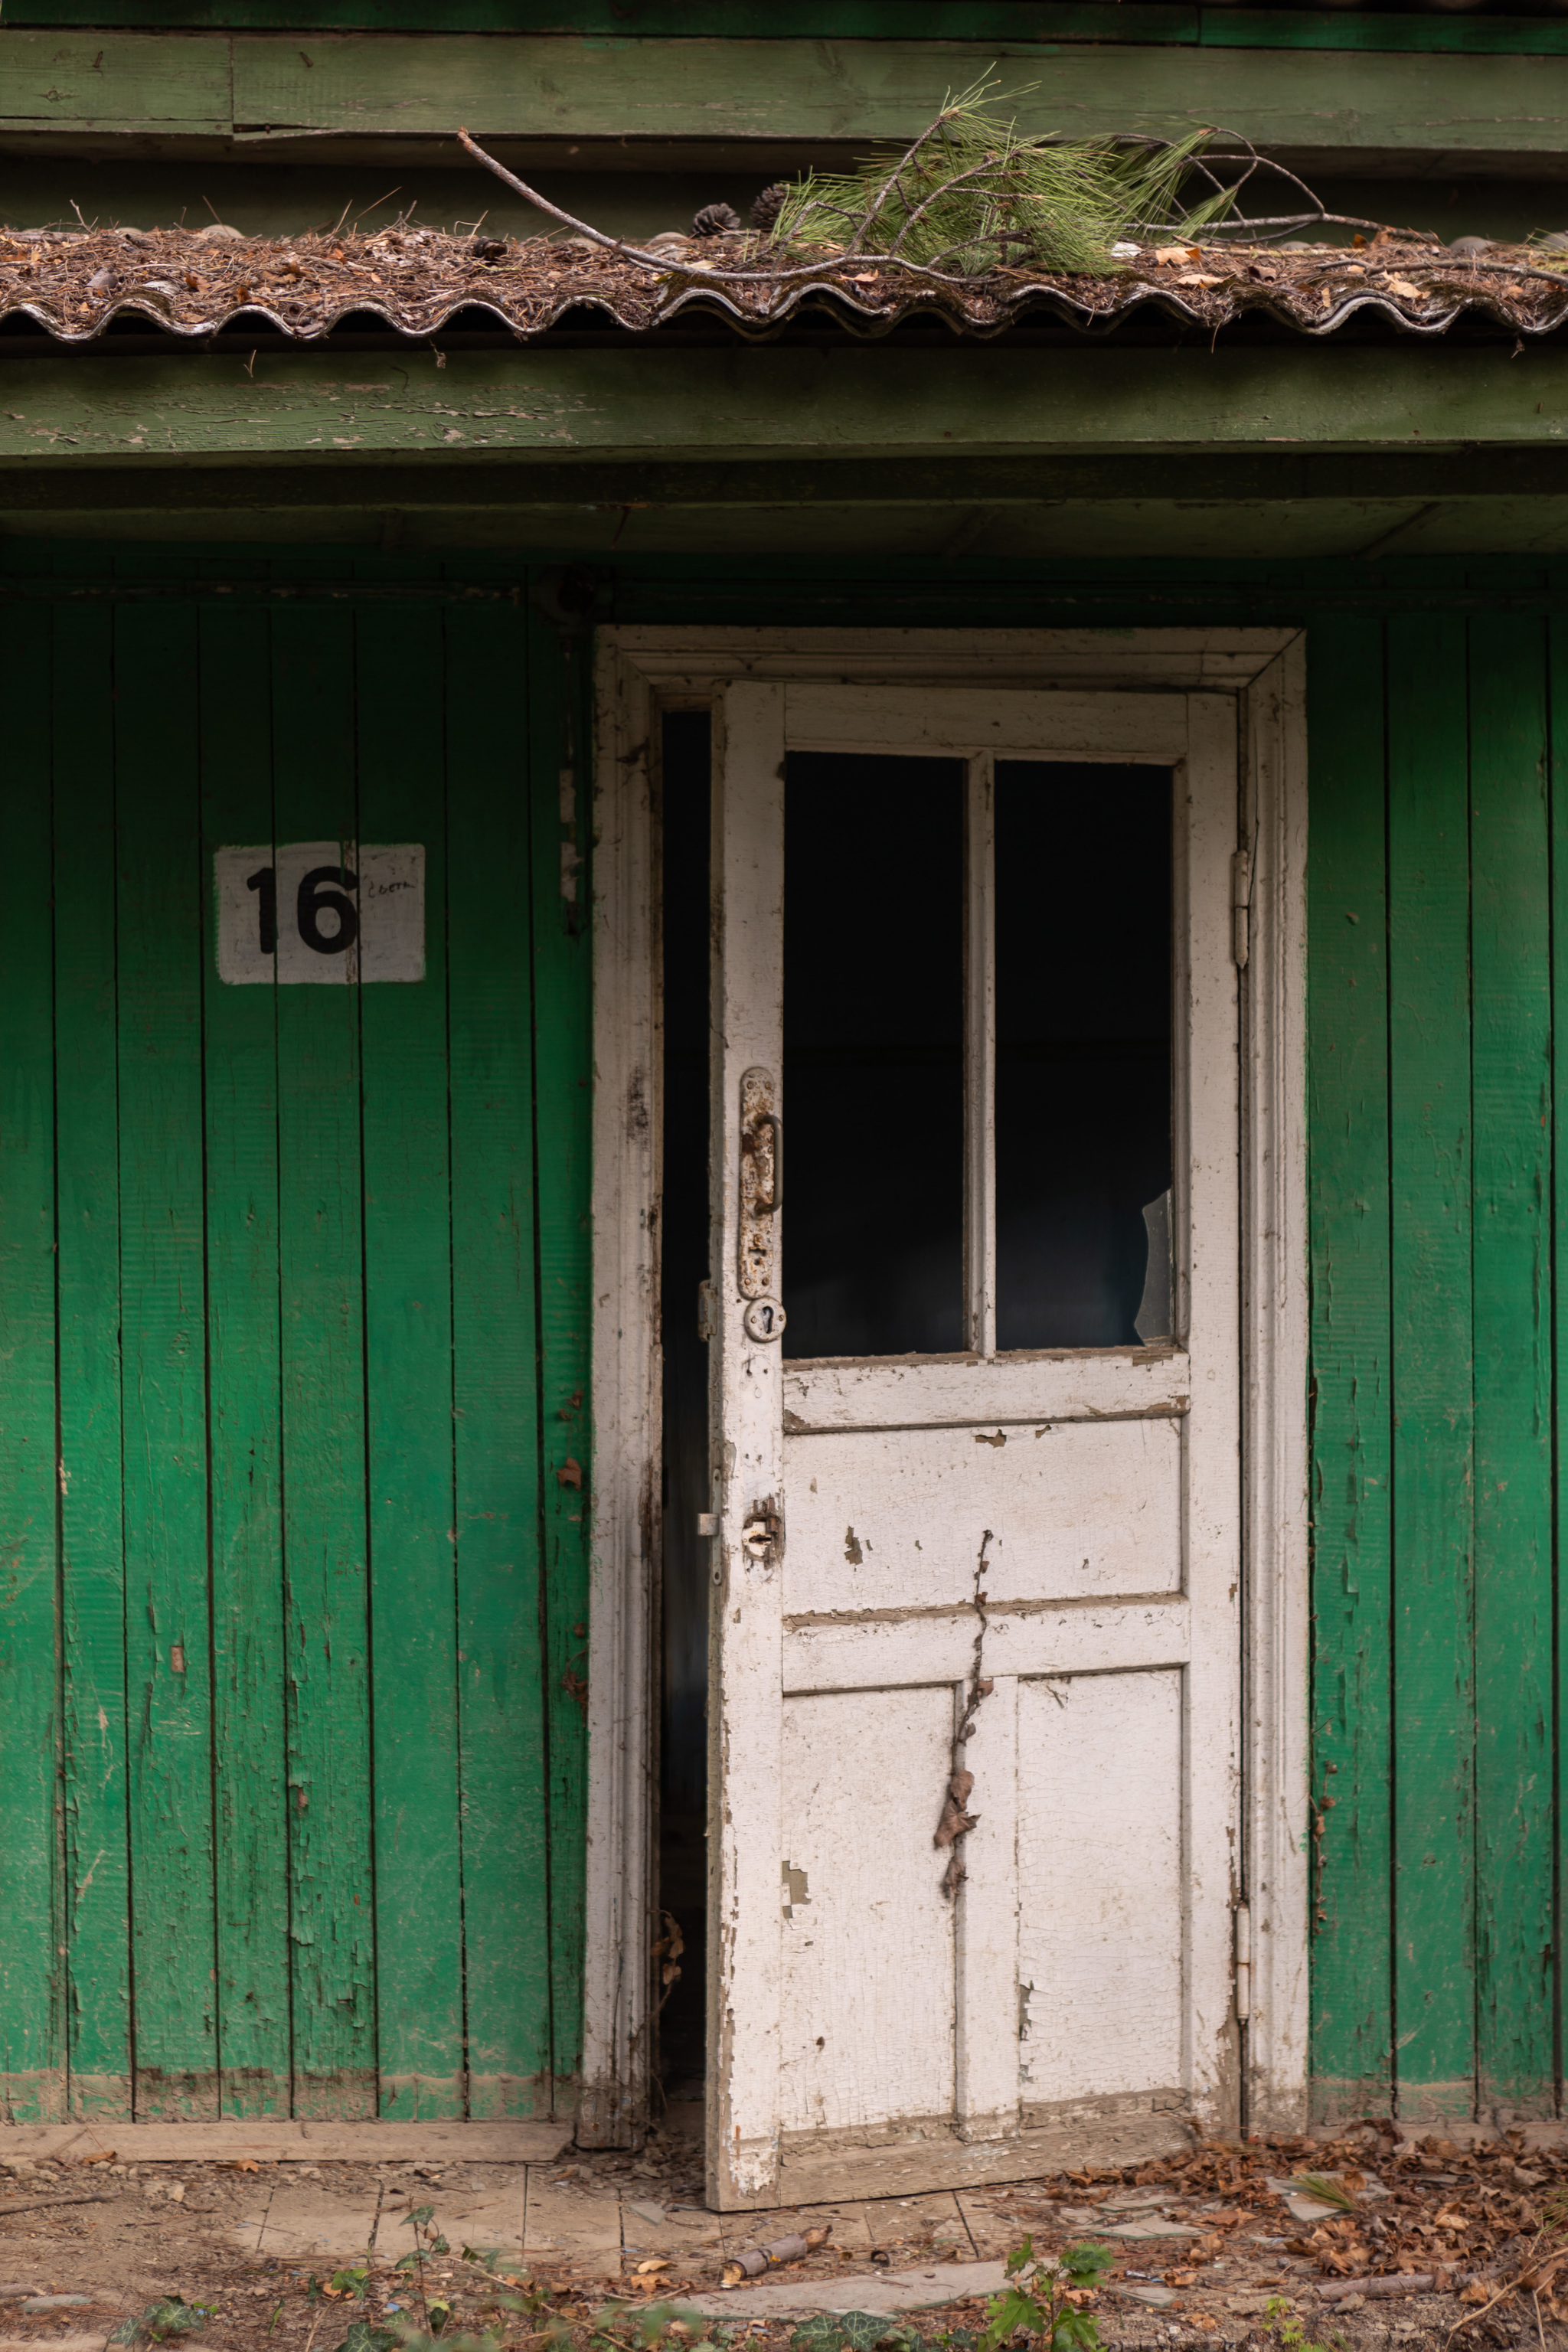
[{"x1": 582, "y1": 627, "x2": 1309, "y2": 2154}]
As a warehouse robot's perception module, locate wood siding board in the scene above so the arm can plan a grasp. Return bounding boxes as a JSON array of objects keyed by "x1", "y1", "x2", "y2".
[
  {"x1": 528, "y1": 612, "x2": 593, "y2": 2100},
  {"x1": 1468, "y1": 616, "x2": 1555, "y2": 2115},
  {"x1": 270, "y1": 606, "x2": 375, "y2": 2118},
  {"x1": 114, "y1": 600, "x2": 218, "y2": 2119},
  {"x1": 1553, "y1": 616, "x2": 1568, "y2": 2111},
  {"x1": 1386, "y1": 614, "x2": 1477, "y2": 2118},
  {"x1": 356, "y1": 606, "x2": 465, "y2": 2121},
  {"x1": 0, "y1": 601, "x2": 64, "y2": 2123},
  {"x1": 53, "y1": 606, "x2": 131, "y2": 2119},
  {"x1": 199, "y1": 604, "x2": 291, "y2": 2117},
  {"x1": 446, "y1": 603, "x2": 550, "y2": 2115},
  {"x1": 1306, "y1": 615, "x2": 1393, "y2": 2116}
]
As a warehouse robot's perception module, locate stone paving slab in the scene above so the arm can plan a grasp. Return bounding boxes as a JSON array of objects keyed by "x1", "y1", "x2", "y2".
[{"x1": 679, "y1": 2259, "x2": 1008, "y2": 2318}]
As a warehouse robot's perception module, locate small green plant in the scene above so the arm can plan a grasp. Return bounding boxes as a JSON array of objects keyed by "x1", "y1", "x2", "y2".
[
  {"x1": 110, "y1": 2297, "x2": 215, "y2": 2345},
  {"x1": 976, "y1": 2238, "x2": 1117, "y2": 2352},
  {"x1": 770, "y1": 79, "x2": 1234, "y2": 279},
  {"x1": 1263, "y1": 2293, "x2": 1346, "y2": 2352},
  {"x1": 790, "y1": 2319, "x2": 917, "y2": 2352}
]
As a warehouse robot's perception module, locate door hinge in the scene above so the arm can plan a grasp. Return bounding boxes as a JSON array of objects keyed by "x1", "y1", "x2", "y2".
[
  {"x1": 1232, "y1": 850, "x2": 1251, "y2": 970},
  {"x1": 1233, "y1": 1902, "x2": 1252, "y2": 2023}
]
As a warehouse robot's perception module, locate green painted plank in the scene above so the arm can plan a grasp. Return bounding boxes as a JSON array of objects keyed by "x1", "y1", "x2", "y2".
[
  {"x1": 356, "y1": 606, "x2": 464, "y2": 2121},
  {"x1": 1467, "y1": 614, "x2": 1553, "y2": 2115},
  {"x1": 1385, "y1": 613, "x2": 1475, "y2": 2121},
  {"x1": 8, "y1": 351, "x2": 1568, "y2": 475},
  {"x1": 446, "y1": 602, "x2": 549, "y2": 2117},
  {"x1": 54, "y1": 606, "x2": 131, "y2": 2121},
  {"x1": 1305, "y1": 613, "x2": 1392, "y2": 2121},
  {"x1": 199, "y1": 604, "x2": 291, "y2": 2118},
  {"x1": 1553, "y1": 616, "x2": 1568, "y2": 2111},
  {"x1": 0, "y1": 600, "x2": 64, "y2": 2124},
  {"x1": 114, "y1": 599, "x2": 218, "y2": 2118},
  {"x1": 0, "y1": 31, "x2": 231, "y2": 125},
  {"x1": 270, "y1": 604, "x2": 375, "y2": 2118},
  {"x1": 13, "y1": 0, "x2": 1568, "y2": 57},
  {"x1": 526, "y1": 606, "x2": 592, "y2": 2103}
]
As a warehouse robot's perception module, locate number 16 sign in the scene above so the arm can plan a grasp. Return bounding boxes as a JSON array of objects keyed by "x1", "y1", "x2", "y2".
[{"x1": 214, "y1": 842, "x2": 425, "y2": 984}]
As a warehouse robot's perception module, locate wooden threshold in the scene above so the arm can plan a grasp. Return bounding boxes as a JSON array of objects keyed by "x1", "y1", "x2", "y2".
[{"x1": 0, "y1": 2120, "x2": 567, "y2": 2163}]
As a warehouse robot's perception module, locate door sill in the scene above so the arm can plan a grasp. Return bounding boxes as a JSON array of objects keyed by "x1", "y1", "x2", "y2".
[{"x1": 751, "y1": 2102, "x2": 1193, "y2": 2209}]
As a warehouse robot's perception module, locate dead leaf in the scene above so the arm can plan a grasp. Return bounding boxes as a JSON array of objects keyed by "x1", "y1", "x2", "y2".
[
  {"x1": 222, "y1": 2160, "x2": 260, "y2": 2174},
  {"x1": 1155, "y1": 243, "x2": 1201, "y2": 264},
  {"x1": 635, "y1": 2260, "x2": 669, "y2": 2276},
  {"x1": 1460, "y1": 2284, "x2": 1492, "y2": 2306},
  {"x1": 1383, "y1": 277, "x2": 1423, "y2": 299},
  {"x1": 1173, "y1": 272, "x2": 1221, "y2": 288}
]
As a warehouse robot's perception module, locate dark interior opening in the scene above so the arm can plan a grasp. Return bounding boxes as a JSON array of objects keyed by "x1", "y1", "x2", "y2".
[{"x1": 657, "y1": 707, "x2": 711, "y2": 2103}]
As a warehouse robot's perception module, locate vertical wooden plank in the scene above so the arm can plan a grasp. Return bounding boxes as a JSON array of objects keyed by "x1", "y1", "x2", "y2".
[
  {"x1": 528, "y1": 612, "x2": 594, "y2": 2106},
  {"x1": 447, "y1": 603, "x2": 550, "y2": 2116},
  {"x1": 0, "y1": 603, "x2": 65, "y2": 2122},
  {"x1": 271, "y1": 606, "x2": 375, "y2": 2118},
  {"x1": 54, "y1": 609, "x2": 131, "y2": 2118},
  {"x1": 1553, "y1": 616, "x2": 1568, "y2": 2112},
  {"x1": 1305, "y1": 616, "x2": 1393, "y2": 2120},
  {"x1": 115, "y1": 601, "x2": 218, "y2": 2118},
  {"x1": 1386, "y1": 614, "x2": 1475, "y2": 2120},
  {"x1": 358, "y1": 608, "x2": 464, "y2": 2119},
  {"x1": 1469, "y1": 615, "x2": 1553, "y2": 2114},
  {"x1": 200, "y1": 605, "x2": 291, "y2": 2118}
]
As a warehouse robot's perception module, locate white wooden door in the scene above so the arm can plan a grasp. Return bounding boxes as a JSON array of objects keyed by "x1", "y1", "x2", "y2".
[{"x1": 706, "y1": 684, "x2": 1240, "y2": 2210}]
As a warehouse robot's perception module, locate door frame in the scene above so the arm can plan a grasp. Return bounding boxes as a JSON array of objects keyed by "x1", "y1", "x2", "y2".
[{"x1": 582, "y1": 627, "x2": 1309, "y2": 2154}]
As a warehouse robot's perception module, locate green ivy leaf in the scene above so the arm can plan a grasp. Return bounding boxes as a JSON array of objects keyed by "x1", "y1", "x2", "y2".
[
  {"x1": 1060, "y1": 2244, "x2": 1116, "y2": 2287},
  {"x1": 407, "y1": 2206, "x2": 436, "y2": 2230}
]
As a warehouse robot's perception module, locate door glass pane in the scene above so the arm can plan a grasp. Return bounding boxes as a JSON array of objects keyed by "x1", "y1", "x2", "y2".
[
  {"x1": 994, "y1": 762, "x2": 1173, "y2": 1351},
  {"x1": 782, "y1": 753, "x2": 965, "y2": 1358}
]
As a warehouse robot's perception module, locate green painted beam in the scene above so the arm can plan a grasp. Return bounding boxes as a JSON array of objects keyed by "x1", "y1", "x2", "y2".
[
  {"x1": 1, "y1": 346, "x2": 1567, "y2": 476},
  {"x1": 5, "y1": 6, "x2": 1568, "y2": 62},
  {"x1": 4, "y1": 29, "x2": 1568, "y2": 155}
]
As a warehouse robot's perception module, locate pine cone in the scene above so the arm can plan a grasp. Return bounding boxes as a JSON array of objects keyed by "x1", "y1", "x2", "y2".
[
  {"x1": 691, "y1": 202, "x2": 740, "y2": 238},
  {"x1": 750, "y1": 181, "x2": 789, "y2": 237}
]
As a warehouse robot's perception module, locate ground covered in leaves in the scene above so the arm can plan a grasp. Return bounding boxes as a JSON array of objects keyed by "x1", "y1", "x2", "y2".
[{"x1": 4, "y1": 2122, "x2": 1568, "y2": 2352}]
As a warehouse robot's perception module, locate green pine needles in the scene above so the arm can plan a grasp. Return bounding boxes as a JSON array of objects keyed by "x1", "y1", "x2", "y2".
[{"x1": 768, "y1": 81, "x2": 1238, "y2": 278}]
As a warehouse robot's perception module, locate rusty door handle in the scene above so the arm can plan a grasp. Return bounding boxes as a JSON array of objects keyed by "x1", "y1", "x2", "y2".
[{"x1": 759, "y1": 1112, "x2": 782, "y2": 1212}]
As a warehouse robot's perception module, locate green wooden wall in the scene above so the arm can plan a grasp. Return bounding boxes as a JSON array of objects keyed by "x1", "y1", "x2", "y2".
[
  {"x1": 1308, "y1": 613, "x2": 1562, "y2": 2125},
  {"x1": 0, "y1": 586, "x2": 590, "y2": 2122}
]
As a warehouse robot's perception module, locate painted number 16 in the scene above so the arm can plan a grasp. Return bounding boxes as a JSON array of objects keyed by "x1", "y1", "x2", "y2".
[{"x1": 246, "y1": 863, "x2": 360, "y2": 957}]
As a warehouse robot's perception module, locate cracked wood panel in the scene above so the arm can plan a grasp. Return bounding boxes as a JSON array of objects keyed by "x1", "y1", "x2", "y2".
[
  {"x1": 7, "y1": 351, "x2": 1568, "y2": 469},
  {"x1": 784, "y1": 1419, "x2": 1181, "y2": 1615},
  {"x1": 447, "y1": 600, "x2": 551, "y2": 2115},
  {"x1": 358, "y1": 602, "x2": 464, "y2": 2121},
  {"x1": 1387, "y1": 612, "x2": 1475, "y2": 2118},
  {"x1": 0, "y1": 600, "x2": 62, "y2": 2122},
  {"x1": 1304, "y1": 617, "x2": 1392, "y2": 2121},
  {"x1": 525, "y1": 606, "x2": 594, "y2": 2099},
  {"x1": 1015, "y1": 1671, "x2": 1183, "y2": 2112},
  {"x1": 201, "y1": 603, "x2": 291, "y2": 2119},
  {"x1": 116, "y1": 593, "x2": 220, "y2": 2119},
  {"x1": 1467, "y1": 613, "x2": 1553, "y2": 2115},
  {"x1": 54, "y1": 600, "x2": 129, "y2": 2121}
]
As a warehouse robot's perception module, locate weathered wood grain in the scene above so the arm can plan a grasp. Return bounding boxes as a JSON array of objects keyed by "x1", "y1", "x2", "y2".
[
  {"x1": 271, "y1": 604, "x2": 375, "y2": 2118},
  {"x1": 53, "y1": 603, "x2": 130, "y2": 2120},
  {"x1": 1386, "y1": 612, "x2": 1475, "y2": 2120},
  {"x1": 1391, "y1": 611, "x2": 1476, "y2": 2116},
  {"x1": 8, "y1": 2, "x2": 1568, "y2": 59},
  {"x1": 357, "y1": 603, "x2": 465, "y2": 2122},
  {"x1": 1305, "y1": 616, "x2": 1392, "y2": 2119},
  {"x1": 527, "y1": 609, "x2": 593, "y2": 2107},
  {"x1": 115, "y1": 593, "x2": 218, "y2": 2119},
  {"x1": 199, "y1": 603, "x2": 291, "y2": 2118},
  {"x1": 1552, "y1": 617, "x2": 1568, "y2": 2114},
  {"x1": 0, "y1": 599, "x2": 64, "y2": 2124},
  {"x1": 446, "y1": 603, "x2": 550, "y2": 2117},
  {"x1": 1468, "y1": 614, "x2": 1554, "y2": 2115},
  {"x1": 2, "y1": 351, "x2": 1568, "y2": 472},
  {"x1": 0, "y1": 2117, "x2": 562, "y2": 2159}
]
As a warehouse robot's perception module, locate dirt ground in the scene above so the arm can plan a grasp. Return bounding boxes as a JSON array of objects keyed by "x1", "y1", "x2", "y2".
[{"x1": 3, "y1": 2115, "x2": 1566, "y2": 2352}]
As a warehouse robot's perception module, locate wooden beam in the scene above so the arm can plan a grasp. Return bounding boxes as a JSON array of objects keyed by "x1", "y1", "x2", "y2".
[
  {"x1": 0, "y1": 2119, "x2": 564, "y2": 2160},
  {"x1": 2, "y1": 30, "x2": 1568, "y2": 159},
  {"x1": 0, "y1": 346, "x2": 1565, "y2": 475}
]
